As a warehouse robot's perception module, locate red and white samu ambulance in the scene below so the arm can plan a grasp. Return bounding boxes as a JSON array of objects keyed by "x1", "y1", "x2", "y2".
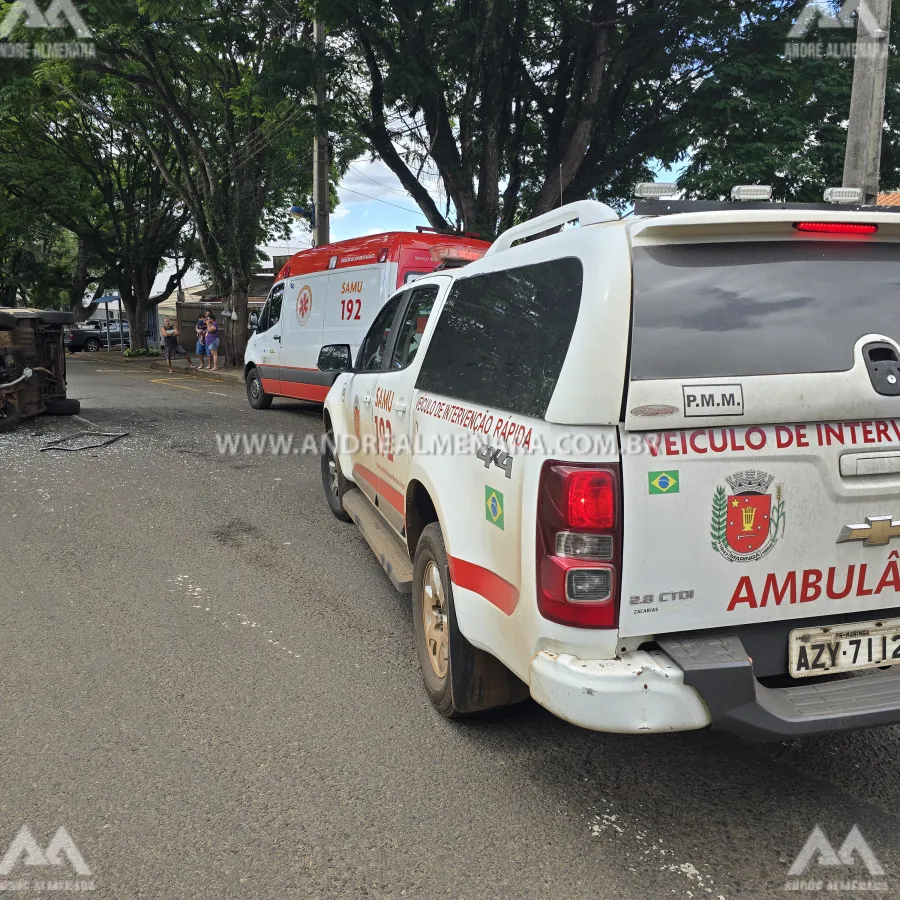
[{"x1": 243, "y1": 231, "x2": 489, "y2": 408}]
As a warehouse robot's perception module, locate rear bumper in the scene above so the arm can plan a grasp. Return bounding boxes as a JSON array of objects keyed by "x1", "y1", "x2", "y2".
[
  {"x1": 530, "y1": 634, "x2": 900, "y2": 740},
  {"x1": 658, "y1": 633, "x2": 900, "y2": 741},
  {"x1": 529, "y1": 649, "x2": 712, "y2": 733}
]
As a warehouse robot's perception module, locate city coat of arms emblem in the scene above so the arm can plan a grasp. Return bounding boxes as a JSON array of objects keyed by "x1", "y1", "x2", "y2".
[{"x1": 711, "y1": 470, "x2": 786, "y2": 562}]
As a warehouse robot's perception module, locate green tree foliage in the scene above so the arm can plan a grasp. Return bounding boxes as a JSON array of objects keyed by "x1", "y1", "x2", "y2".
[
  {"x1": 326, "y1": 0, "x2": 777, "y2": 236},
  {"x1": 0, "y1": 191, "x2": 100, "y2": 310},
  {"x1": 0, "y1": 68, "x2": 192, "y2": 342},
  {"x1": 327, "y1": 0, "x2": 900, "y2": 232},
  {"x1": 72, "y1": 0, "x2": 360, "y2": 362},
  {"x1": 676, "y1": 0, "x2": 900, "y2": 199}
]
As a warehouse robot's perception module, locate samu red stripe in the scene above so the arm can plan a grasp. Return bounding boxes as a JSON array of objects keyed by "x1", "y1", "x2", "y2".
[{"x1": 447, "y1": 555, "x2": 519, "y2": 616}]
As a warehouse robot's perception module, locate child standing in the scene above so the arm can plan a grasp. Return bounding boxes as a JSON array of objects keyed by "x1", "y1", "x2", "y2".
[{"x1": 195, "y1": 311, "x2": 209, "y2": 369}]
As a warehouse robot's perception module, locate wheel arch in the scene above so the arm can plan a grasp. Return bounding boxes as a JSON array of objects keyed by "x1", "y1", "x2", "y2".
[{"x1": 406, "y1": 478, "x2": 443, "y2": 560}]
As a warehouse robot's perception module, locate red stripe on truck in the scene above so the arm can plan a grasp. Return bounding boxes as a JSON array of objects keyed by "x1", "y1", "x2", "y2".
[
  {"x1": 353, "y1": 464, "x2": 405, "y2": 516},
  {"x1": 447, "y1": 555, "x2": 519, "y2": 616}
]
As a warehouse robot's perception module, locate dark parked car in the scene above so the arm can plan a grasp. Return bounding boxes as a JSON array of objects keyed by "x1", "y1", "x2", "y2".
[
  {"x1": 66, "y1": 322, "x2": 130, "y2": 353},
  {"x1": 0, "y1": 308, "x2": 80, "y2": 431}
]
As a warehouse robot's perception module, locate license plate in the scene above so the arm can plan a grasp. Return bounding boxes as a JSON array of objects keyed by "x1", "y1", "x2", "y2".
[{"x1": 789, "y1": 617, "x2": 900, "y2": 678}]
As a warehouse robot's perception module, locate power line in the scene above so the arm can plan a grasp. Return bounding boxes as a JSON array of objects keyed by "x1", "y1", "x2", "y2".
[
  {"x1": 347, "y1": 163, "x2": 414, "y2": 199},
  {"x1": 337, "y1": 185, "x2": 427, "y2": 217}
]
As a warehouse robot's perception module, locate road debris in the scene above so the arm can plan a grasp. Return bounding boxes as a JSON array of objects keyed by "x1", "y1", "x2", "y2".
[{"x1": 40, "y1": 431, "x2": 129, "y2": 452}]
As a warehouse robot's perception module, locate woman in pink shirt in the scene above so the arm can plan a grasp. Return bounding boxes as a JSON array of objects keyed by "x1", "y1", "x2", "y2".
[{"x1": 204, "y1": 312, "x2": 220, "y2": 370}]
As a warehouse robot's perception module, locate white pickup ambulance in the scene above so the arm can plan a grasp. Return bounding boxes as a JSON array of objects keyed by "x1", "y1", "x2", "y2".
[
  {"x1": 320, "y1": 192, "x2": 900, "y2": 741},
  {"x1": 243, "y1": 231, "x2": 488, "y2": 407}
]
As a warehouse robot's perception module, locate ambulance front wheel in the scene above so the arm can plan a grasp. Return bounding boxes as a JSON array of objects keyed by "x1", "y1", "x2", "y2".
[{"x1": 246, "y1": 366, "x2": 273, "y2": 410}]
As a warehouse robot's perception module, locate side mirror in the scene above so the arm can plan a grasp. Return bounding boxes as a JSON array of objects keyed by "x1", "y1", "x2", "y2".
[{"x1": 317, "y1": 343, "x2": 352, "y2": 372}]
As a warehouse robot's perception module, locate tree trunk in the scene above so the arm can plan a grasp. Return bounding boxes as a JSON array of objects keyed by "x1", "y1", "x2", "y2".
[
  {"x1": 68, "y1": 236, "x2": 91, "y2": 314},
  {"x1": 225, "y1": 278, "x2": 249, "y2": 368},
  {"x1": 119, "y1": 284, "x2": 149, "y2": 351}
]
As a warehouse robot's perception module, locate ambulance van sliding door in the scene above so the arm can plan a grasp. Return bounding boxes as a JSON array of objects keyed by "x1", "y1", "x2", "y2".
[
  {"x1": 277, "y1": 274, "x2": 327, "y2": 402},
  {"x1": 322, "y1": 265, "x2": 387, "y2": 363}
]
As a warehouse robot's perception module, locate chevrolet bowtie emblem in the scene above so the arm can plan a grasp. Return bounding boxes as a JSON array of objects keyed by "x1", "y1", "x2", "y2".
[{"x1": 837, "y1": 516, "x2": 900, "y2": 547}]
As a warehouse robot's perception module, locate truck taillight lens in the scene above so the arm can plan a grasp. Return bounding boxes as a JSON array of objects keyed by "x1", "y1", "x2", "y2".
[
  {"x1": 555, "y1": 532, "x2": 613, "y2": 560},
  {"x1": 567, "y1": 569, "x2": 611, "y2": 602},
  {"x1": 537, "y1": 462, "x2": 621, "y2": 628}
]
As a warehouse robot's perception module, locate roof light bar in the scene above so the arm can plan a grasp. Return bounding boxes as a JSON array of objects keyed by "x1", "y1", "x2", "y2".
[
  {"x1": 429, "y1": 245, "x2": 485, "y2": 262},
  {"x1": 824, "y1": 187, "x2": 864, "y2": 204},
  {"x1": 794, "y1": 222, "x2": 878, "y2": 234},
  {"x1": 634, "y1": 182, "x2": 679, "y2": 199},
  {"x1": 731, "y1": 185, "x2": 773, "y2": 201}
]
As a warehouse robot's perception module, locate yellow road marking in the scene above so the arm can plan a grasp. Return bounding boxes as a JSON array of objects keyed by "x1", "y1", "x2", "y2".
[
  {"x1": 150, "y1": 377, "x2": 203, "y2": 392},
  {"x1": 84, "y1": 363, "x2": 240, "y2": 395}
]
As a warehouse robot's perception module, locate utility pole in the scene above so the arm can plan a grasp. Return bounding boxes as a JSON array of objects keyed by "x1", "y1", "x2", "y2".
[
  {"x1": 842, "y1": 0, "x2": 892, "y2": 203},
  {"x1": 312, "y1": 18, "x2": 330, "y2": 247}
]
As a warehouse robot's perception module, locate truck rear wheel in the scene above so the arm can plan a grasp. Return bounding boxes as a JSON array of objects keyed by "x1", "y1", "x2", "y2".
[
  {"x1": 413, "y1": 522, "x2": 528, "y2": 717},
  {"x1": 246, "y1": 366, "x2": 273, "y2": 410}
]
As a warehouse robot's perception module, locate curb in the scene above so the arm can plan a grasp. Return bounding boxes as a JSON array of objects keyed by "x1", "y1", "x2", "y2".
[
  {"x1": 68, "y1": 352, "x2": 244, "y2": 384},
  {"x1": 147, "y1": 360, "x2": 243, "y2": 383}
]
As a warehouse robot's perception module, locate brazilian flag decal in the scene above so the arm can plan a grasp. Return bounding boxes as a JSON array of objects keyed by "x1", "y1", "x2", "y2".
[
  {"x1": 485, "y1": 486, "x2": 504, "y2": 529},
  {"x1": 649, "y1": 471, "x2": 679, "y2": 494}
]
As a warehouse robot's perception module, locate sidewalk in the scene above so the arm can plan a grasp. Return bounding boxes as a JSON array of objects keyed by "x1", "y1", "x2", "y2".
[{"x1": 68, "y1": 352, "x2": 245, "y2": 385}]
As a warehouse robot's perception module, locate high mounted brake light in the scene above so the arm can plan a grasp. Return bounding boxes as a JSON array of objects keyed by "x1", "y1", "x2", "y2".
[
  {"x1": 536, "y1": 462, "x2": 622, "y2": 628},
  {"x1": 794, "y1": 222, "x2": 878, "y2": 234}
]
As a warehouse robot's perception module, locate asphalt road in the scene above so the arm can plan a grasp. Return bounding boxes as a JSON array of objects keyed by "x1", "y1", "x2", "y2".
[{"x1": 1, "y1": 357, "x2": 899, "y2": 899}]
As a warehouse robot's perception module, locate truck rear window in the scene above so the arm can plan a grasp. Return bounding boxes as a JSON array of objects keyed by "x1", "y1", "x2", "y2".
[{"x1": 631, "y1": 241, "x2": 900, "y2": 379}]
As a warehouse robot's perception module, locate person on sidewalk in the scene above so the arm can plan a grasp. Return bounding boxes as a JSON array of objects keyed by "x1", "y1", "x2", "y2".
[
  {"x1": 204, "y1": 312, "x2": 220, "y2": 370},
  {"x1": 195, "y1": 311, "x2": 210, "y2": 369},
  {"x1": 162, "y1": 317, "x2": 197, "y2": 373}
]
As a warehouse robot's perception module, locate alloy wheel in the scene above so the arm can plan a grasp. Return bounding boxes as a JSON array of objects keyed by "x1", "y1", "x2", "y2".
[{"x1": 422, "y1": 560, "x2": 448, "y2": 679}]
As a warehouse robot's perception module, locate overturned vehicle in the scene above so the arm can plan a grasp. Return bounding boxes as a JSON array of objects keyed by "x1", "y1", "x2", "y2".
[{"x1": 0, "y1": 308, "x2": 81, "y2": 432}]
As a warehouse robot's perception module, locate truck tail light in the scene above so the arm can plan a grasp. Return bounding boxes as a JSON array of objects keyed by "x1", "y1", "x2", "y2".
[{"x1": 536, "y1": 462, "x2": 622, "y2": 628}]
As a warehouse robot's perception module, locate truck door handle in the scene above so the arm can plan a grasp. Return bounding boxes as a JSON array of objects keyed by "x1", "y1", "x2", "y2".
[
  {"x1": 273, "y1": 335, "x2": 281, "y2": 342},
  {"x1": 840, "y1": 450, "x2": 900, "y2": 476},
  {"x1": 394, "y1": 399, "x2": 408, "y2": 416},
  {"x1": 362, "y1": 394, "x2": 372, "y2": 406}
]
